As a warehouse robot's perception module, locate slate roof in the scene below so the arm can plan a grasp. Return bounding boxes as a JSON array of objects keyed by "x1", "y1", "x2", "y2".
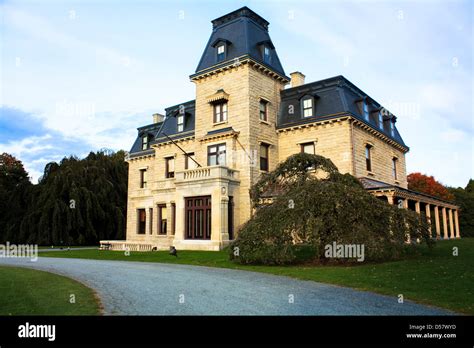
[
  {"x1": 277, "y1": 75, "x2": 408, "y2": 149},
  {"x1": 129, "y1": 100, "x2": 196, "y2": 156},
  {"x1": 192, "y1": 6, "x2": 287, "y2": 79},
  {"x1": 359, "y1": 177, "x2": 394, "y2": 190},
  {"x1": 359, "y1": 177, "x2": 456, "y2": 205}
]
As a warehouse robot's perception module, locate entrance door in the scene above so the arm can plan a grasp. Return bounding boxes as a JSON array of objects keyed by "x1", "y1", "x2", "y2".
[{"x1": 185, "y1": 196, "x2": 211, "y2": 239}]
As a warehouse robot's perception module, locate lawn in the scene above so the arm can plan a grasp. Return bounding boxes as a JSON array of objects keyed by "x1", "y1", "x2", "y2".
[
  {"x1": 0, "y1": 266, "x2": 101, "y2": 315},
  {"x1": 39, "y1": 238, "x2": 474, "y2": 315}
]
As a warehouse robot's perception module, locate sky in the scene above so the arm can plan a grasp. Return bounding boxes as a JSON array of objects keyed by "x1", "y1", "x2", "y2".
[{"x1": 0, "y1": 0, "x2": 472, "y2": 187}]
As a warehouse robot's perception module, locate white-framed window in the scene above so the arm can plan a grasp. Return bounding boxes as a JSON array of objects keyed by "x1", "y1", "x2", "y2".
[
  {"x1": 177, "y1": 115, "x2": 184, "y2": 132},
  {"x1": 142, "y1": 135, "x2": 149, "y2": 150},
  {"x1": 214, "y1": 102, "x2": 228, "y2": 123},
  {"x1": 303, "y1": 98, "x2": 313, "y2": 117},
  {"x1": 208, "y1": 143, "x2": 226, "y2": 166},
  {"x1": 390, "y1": 120, "x2": 395, "y2": 137},
  {"x1": 217, "y1": 44, "x2": 225, "y2": 62}
]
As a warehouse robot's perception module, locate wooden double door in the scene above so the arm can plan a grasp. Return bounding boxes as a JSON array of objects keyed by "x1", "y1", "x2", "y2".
[{"x1": 185, "y1": 196, "x2": 212, "y2": 239}]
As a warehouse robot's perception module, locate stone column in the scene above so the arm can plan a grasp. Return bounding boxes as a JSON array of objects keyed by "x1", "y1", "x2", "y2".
[
  {"x1": 415, "y1": 201, "x2": 421, "y2": 214},
  {"x1": 454, "y1": 210, "x2": 460, "y2": 238},
  {"x1": 145, "y1": 208, "x2": 151, "y2": 235},
  {"x1": 442, "y1": 207, "x2": 449, "y2": 239},
  {"x1": 425, "y1": 203, "x2": 431, "y2": 237},
  {"x1": 387, "y1": 195, "x2": 394, "y2": 205},
  {"x1": 434, "y1": 206, "x2": 441, "y2": 239},
  {"x1": 403, "y1": 198, "x2": 408, "y2": 209},
  {"x1": 449, "y1": 209, "x2": 455, "y2": 239},
  {"x1": 404, "y1": 199, "x2": 411, "y2": 243},
  {"x1": 220, "y1": 197, "x2": 229, "y2": 243},
  {"x1": 166, "y1": 203, "x2": 174, "y2": 237}
]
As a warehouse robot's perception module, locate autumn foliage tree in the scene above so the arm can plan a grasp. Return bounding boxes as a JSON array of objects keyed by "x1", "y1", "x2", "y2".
[{"x1": 407, "y1": 172, "x2": 454, "y2": 201}]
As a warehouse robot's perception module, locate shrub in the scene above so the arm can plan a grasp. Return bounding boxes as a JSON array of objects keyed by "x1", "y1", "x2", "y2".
[{"x1": 230, "y1": 153, "x2": 432, "y2": 265}]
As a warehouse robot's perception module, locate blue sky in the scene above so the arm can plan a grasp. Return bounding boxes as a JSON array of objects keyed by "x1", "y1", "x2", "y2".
[{"x1": 0, "y1": 0, "x2": 472, "y2": 187}]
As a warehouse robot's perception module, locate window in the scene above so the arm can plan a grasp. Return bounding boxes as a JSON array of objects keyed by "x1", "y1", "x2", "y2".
[
  {"x1": 260, "y1": 143, "x2": 269, "y2": 171},
  {"x1": 365, "y1": 145, "x2": 372, "y2": 172},
  {"x1": 213, "y1": 102, "x2": 228, "y2": 123},
  {"x1": 390, "y1": 121, "x2": 395, "y2": 137},
  {"x1": 259, "y1": 100, "x2": 268, "y2": 121},
  {"x1": 208, "y1": 143, "x2": 226, "y2": 166},
  {"x1": 301, "y1": 142, "x2": 315, "y2": 154},
  {"x1": 378, "y1": 112, "x2": 384, "y2": 130},
  {"x1": 263, "y1": 46, "x2": 271, "y2": 64},
  {"x1": 139, "y1": 169, "x2": 147, "y2": 188},
  {"x1": 137, "y1": 209, "x2": 146, "y2": 234},
  {"x1": 142, "y1": 135, "x2": 149, "y2": 150},
  {"x1": 217, "y1": 44, "x2": 225, "y2": 62},
  {"x1": 158, "y1": 204, "x2": 167, "y2": 235},
  {"x1": 177, "y1": 114, "x2": 184, "y2": 132},
  {"x1": 363, "y1": 101, "x2": 370, "y2": 121},
  {"x1": 165, "y1": 157, "x2": 175, "y2": 178},
  {"x1": 302, "y1": 98, "x2": 313, "y2": 117},
  {"x1": 392, "y1": 157, "x2": 398, "y2": 180},
  {"x1": 185, "y1": 152, "x2": 197, "y2": 169}
]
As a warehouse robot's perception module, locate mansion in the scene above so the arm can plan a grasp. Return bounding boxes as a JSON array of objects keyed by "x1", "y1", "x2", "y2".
[{"x1": 101, "y1": 7, "x2": 460, "y2": 252}]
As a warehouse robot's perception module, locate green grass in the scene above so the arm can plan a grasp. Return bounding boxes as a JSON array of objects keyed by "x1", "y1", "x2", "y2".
[
  {"x1": 0, "y1": 266, "x2": 101, "y2": 315},
  {"x1": 37, "y1": 246, "x2": 95, "y2": 249},
  {"x1": 39, "y1": 238, "x2": 474, "y2": 315}
]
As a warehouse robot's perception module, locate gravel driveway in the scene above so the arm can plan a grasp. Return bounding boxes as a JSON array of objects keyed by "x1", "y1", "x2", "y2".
[{"x1": 0, "y1": 257, "x2": 454, "y2": 315}]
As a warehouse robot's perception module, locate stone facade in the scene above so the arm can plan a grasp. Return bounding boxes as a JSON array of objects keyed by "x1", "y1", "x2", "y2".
[{"x1": 100, "y1": 7, "x2": 459, "y2": 252}]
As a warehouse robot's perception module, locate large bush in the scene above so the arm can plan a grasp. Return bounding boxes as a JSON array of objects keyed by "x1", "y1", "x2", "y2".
[{"x1": 230, "y1": 153, "x2": 432, "y2": 265}]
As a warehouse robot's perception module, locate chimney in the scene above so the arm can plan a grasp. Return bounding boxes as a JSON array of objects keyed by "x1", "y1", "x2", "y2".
[
  {"x1": 153, "y1": 113, "x2": 165, "y2": 123},
  {"x1": 290, "y1": 71, "x2": 305, "y2": 88}
]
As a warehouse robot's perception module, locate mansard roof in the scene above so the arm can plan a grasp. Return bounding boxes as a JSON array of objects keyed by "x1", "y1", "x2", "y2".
[
  {"x1": 277, "y1": 75, "x2": 408, "y2": 150},
  {"x1": 129, "y1": 100, "x2": 196, "y2": 156},
  {"x1": 193, "y1": 6, "x2": 287, "y2": 79}
]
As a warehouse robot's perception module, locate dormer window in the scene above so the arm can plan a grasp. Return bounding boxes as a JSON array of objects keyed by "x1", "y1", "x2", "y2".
[
  {"x1": 390, "y1": 120, "x2": 395, "y2": 137},
  {"x1": 142, "y1": 135, "x2": 149, "y2": 150},
  {"x1": 177, "y1": 114, "x2": 184, "y2": 132},
  {"x1": 362, "y1": 101, "x2": 370, "y2": 121},
  {"x1": 302, "y1": 97, "x2": 313, "y2": 118},
  {"x1": 378, "y1": 112, "x2": 384, "y2": 131},
  {"x1": 217, "y1": 44, "x2": 225, "y2": 62},
  {"x1": 263, "y1": 46, "x2": 271, "y2": 64}
]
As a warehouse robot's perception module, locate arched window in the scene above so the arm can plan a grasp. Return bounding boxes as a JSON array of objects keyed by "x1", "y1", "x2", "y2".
[
  {"x1": 365, "y1": 144, "x2": 372, "y2": 172},
  {"x1": 392, "y1": 157, "x2": 398, "y2": 180}
]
